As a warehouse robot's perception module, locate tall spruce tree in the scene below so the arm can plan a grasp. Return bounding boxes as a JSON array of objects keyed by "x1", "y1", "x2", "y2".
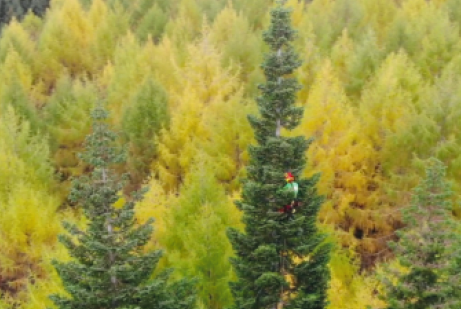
[
  {"x1": 380, "y1": 158, "x2": 461, "y2": 309},
  {"x1": 226, "y1": 1, "x2": 331, "y2": 309},
  {"x1": 49, "y1": 105, "x2": 196, "y2": 309}
]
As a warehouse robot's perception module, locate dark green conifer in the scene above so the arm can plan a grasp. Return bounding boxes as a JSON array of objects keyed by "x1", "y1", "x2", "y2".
[
  {"x1": 380, "y1": 158, "x2": 461, "y2": 309},
  {"x1": 226, "y1": 1, "x2": 331, "y2": 308},
  {"x1": 49, "y1": 104, "x2": 196, "y2": 309}
]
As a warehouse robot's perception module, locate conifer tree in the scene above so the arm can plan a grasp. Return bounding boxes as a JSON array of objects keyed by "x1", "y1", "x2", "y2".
[
  {"x1": 0, "y1": 0, "x2": 49, "y2": 26},
  {"x1": 227, "y1": 2, "x2": 331, "y2": 308},
  {"x1": 380, "y1": 158, "x2": 461, "y2": 309},
  {"x1": 49, "y1": 104, "x2": 196, "y2": 309}
]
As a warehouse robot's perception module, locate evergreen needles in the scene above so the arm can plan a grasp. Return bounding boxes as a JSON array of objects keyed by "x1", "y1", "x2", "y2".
[
  {"x1": 227, "y1": 1, "x2": 331, "y2": 308},
  {"x1": 49, "y1": 105, "x2": 196, "y2": 309},
  {"x1": 380, "y1": 158, "x2": 461, "y2": 309}
]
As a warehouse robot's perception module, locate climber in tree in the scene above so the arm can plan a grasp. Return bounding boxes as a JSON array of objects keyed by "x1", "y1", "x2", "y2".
[{"x1": 278, "y1": 172, "x2": 301, "y2": 214}]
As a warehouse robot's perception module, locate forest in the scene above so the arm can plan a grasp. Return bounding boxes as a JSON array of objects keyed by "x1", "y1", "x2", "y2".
[{"x1": 2, "y1": 0, "x2": 461, "y2": 308}]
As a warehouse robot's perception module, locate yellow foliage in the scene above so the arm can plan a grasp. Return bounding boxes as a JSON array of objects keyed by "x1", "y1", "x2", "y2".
[
  {"x1": 0, "y1": 107, "x2": 62, "y2": 306},
  {"x1": 358, "y1": 0, "x2": 396, "y2": 42},
  {"x1": 105, "y1": 33, "x2": 150, "y2": 123},
  {"x1": 195, "y1": 94, "x2": 254, "y2": 191},
  {"x1": 1, "y1": 0, "x2": 461, "y2": 305},
  {"x1": 327, "y1": 245, "x2": 386, "y2": 309},
  {"x1": 0, "y1": 49, "x2": 33, "y2": 98},
  {"x1": 294, "y1": 60, "x2": 394, "y2": 265},
  {"x1": 165, "y1": 0, "x2": 203, "y2": 44},
  {"x1": 135, "y1": 179, "x2": 170, "y2": 249},
  {"x1": 155, "y1": 31, "x2": 244, "y2": 192},
  {"x1": 37, "y1": 0, "x2": 94, "y2": 84},
  {"x1": 87, "y1": 0, "x2": 130, "y2": 71},
  {"x1": 210, "y1": 3, "x2": 264, "y2": 96},
  {"x1": 0, "y1": 19, "x2": 35, "y2": 67}
]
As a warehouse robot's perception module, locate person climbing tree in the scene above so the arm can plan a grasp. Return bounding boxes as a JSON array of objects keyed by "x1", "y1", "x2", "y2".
[
  {"x1": 226, "y1": 1, "x2": 331, "y2": 309},
  {"x1": 278, "y1": 172, "x2": 300, "y2": 215}
]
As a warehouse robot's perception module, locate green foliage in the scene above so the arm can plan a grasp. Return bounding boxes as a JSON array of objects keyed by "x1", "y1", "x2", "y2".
[
  {"x1": 232, "y1": 0, "x2": 270, "y2": 29},
  {"x1": 0, "y1": 78, "x2": 42, "y2": 134},
  {"x1": 43, "y1": 75, "x2": 97, "y2": 200},
  {"x1": 122, "y1": 78, "x2": 169, "y2": 189},
  {"x1": 135, "y1": 3, "x2": 168, "y2": 43},
  {"x1": 50, "y1": 105, "x2": 196, "y2": 309},
  {"x1": 0, "y1": 0, "x2": 49, "y2": 27},
  {"x1": 0, "y1": 106, "x2": 59, "y2": 305},
  {"x1": 227, "y1": 2, "x2": 331, "y2": 308},
  {"x1": 380, "y1": 158, "x2": 461, "y2": 309},
  {"x1": 307, "y1": 0, "x2": 365, "y2": 53},
  {"x1": 210, "y1": 4, "x2": 264, "y2": 97},
  {"x1": 382, "y1": 59, "x2": 461, "y2": 213},
  {"x1": 384, "y1": 0, "x2": 461, "y2": 80},
  {"x1": 159, "y1": 163, "x2": 242, "y2": 309},
  {"x1": 4, "y1": 0, "x2": 461, "y2": 307},
  {"x1": 343, "y1": 28, "x2": 384, "y2": 98}
]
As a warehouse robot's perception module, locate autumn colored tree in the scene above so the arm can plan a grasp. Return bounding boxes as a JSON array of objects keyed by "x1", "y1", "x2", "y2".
[
  {"x1": 0, "y1": 106, "x2": 59, "y2": 306},
  {"x1": 3, "y1": 0, "x2": 461, "y2": 307},
  {"x1": 155, "y1": 32, "x2": 244, "y2": 193},
  {"x1": 227, "y1": 2, "x2": 331, "y2": 308},
  {"x1": 121, "y1": 77, "x2": 169, "y2": 190},
  {"x1": 158, "y1": 162, "x2": 242, "y2": 309}
]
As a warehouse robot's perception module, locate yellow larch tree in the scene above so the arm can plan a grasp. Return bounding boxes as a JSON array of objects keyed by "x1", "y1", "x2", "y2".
[
  {"x1": 155, "y1": 31, "x2": 243, "y2": 193},
  {"x1": 358, "y1": 0, "x2": 396, "y2": 43},
  {"x1": 103, "y1": 33, "x2": 158, "y2": 124},
  {"x1": 154, "y1": 162, "x2": 242, "y2": 309},
  {"x1": 293, "y1": 60, "x2": 382, "y2": 266},
  {"x1": 382, "y1": 58, "x2": 461, "y2": 214},
  {"x1": 232, "y1": 0, "x2": 270, "y2": 30},
  {"x1": 384, "y1": 0, "x2": 461, "y2": 80},
  {"x1": 35, "y1": 0, "x2": 95, "y2": 89},
  {"x1": 0, "y1": 46, "x2": 43, "y2": 134},
  {"x1": 355, "y1": 51, "x2": 424, "y2": 266},
  {"x1": 194, "y1": 91, "x2": 254, "y2": 192},
  {"x1": 134, "y1": 178, "x2": 171, "y2": 250},
  {"x1": 164, "y1": 0, "x2": 203, "y2": 46},
  {"x1": 327, "y1": 241, "x2": 385, "y2": 309},
  {"x1": 43, "y1": 75, "x2": 98, "y2": 200},
  {"x1": 148, "y1": 37, "x2": 183, "y2": 94},
  {"x1": 210, "y1": 3, "x2": 264, "y2": 97},
  {"x1": 0, "y1": 18, "x2": 35, "y2": 69},
  {"x1": 0, "y1": 48, "x2": 34, "y2": 102},
  {"x1": 0, "y1": 107, "x2": 60, "y2": 307},
  {"x1": 329, "y1": 29, "x2": 355, "y2": 87},
  {"x1": 360, "y1": 51, "x2": 423, "y2": 177},
  {"x1": 343, "y1": 27, "x2": 384, "y2": 98},
  {"x1": 305, "y1": 0, "x2": 364, "y2": 52},
  {"x1": 295, "y1": 16, "x2": 323, "y2": 104},
  {"x1": 86, "y1": 0, "x2": 130, "y2": 72}
]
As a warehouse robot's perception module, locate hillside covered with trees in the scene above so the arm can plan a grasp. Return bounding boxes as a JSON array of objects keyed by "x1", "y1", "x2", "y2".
[{"x1": 2, "y1": 0, "x2": 461, "y2": 308}]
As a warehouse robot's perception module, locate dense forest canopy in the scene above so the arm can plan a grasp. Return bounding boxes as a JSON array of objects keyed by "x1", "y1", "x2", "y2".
[
  {"x1": 0, "y1": 0, "x2": 49, "y2": 27},
  {"x1": 1, "y1": 0, "x2": 461, "y2": 308}
]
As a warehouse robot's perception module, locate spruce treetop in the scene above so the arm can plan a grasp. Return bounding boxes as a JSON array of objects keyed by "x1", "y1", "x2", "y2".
[
  {"x1": 381, "y1": 158, "x2": 461, "y2": 309},
  {"x1": 50, "y1": 104, "x2": 196, "y2": 309},
  {"x1": 227, "y1": 2, "x2": 331, "y2": 309},
  {"x1": 250, "y1": 0, "x2": 303, "y2": 143}
]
